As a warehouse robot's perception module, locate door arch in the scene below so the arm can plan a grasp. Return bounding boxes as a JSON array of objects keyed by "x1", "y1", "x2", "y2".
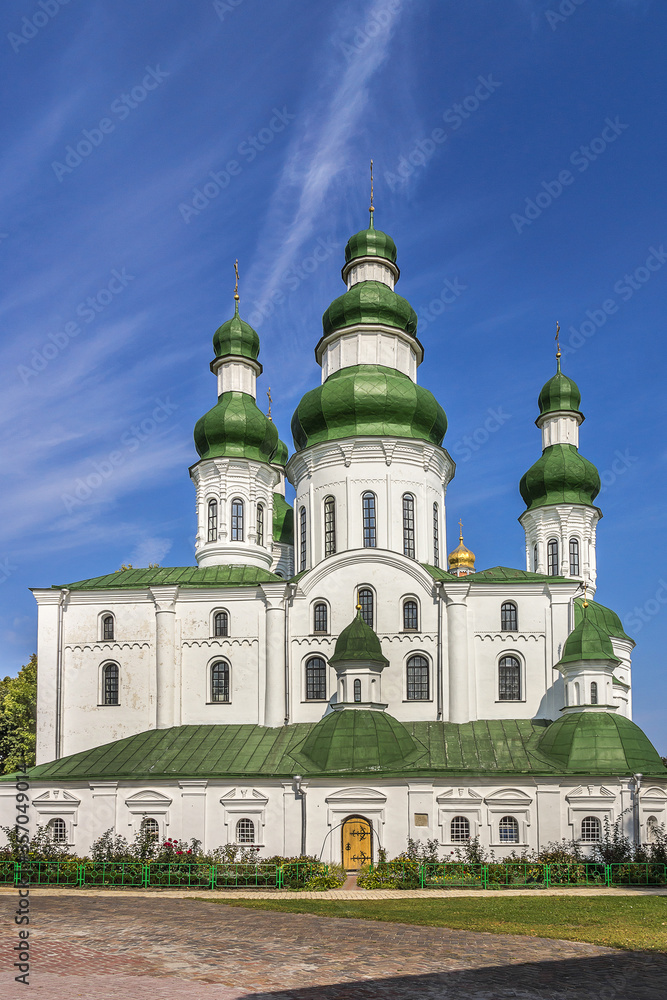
[{"x1": 341, "y1": 815, "x2": 373, "y2": 870}]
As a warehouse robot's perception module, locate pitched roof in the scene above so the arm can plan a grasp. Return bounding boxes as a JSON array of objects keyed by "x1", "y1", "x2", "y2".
[{"x1": 52, "y1": 565, "x2": 281, "y2": 591}]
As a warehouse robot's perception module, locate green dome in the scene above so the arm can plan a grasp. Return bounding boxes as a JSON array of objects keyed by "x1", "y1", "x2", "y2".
[
  {"x1": 293, "y1": 709, "x2": 426, "y2": 773},
  {"x1": 538, "y1": 360, "x2": 582, "y2": 416},
  {"x1": 271, "y1": 438, "x2": 289, "y2": 467},
  {"x1": 574, "y1": 598, "x2": 632, "y2": 642},
  {"x1": 537, "y1": 712, "x2": 666, "y2": 774},
  {"x1": 557, "y1": 612, "x2": 620, "y2": 669},
  {"x1": 194, "y1": 392, "x2": 279, "y2": 463},
  {"x1": 212, "y1": 302, "x2": 260, "y2": 362},
  {"x1": 272, "y1": 493, "x2": 294, "y2": 545},
  {"x1": 291, "y1": 364, "x2": 447, "y2": 451},
  {"x1": 345, "y1": 223, "x2": 397, "y2": 265},
  {"x1": 520, "y1": 443, "x2": 600, "y2": 511},
  {"x1": 322, "y1": 281, "x2": 417, "y2": 338},
  {"x1": 329, "y1": 612, "x2": 389, "y2": 667}
]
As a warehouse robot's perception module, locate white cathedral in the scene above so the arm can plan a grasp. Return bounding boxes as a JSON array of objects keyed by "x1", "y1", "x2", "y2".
[{"x1": 3, "y1": 208, "x2": 665, "y2": 867}]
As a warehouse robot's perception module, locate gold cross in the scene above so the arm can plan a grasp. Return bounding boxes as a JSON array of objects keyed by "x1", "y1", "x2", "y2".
[
  {"x1": 458, "y1": 517, "x2": 464, "y2": 542},
  {"x1": 234, "y1": 259, "x2": 240, "y2": 302},
  {"x1": 555, "y1": 320, "x2": 561, "y2": 359},
  {"x1": 266, "y1": 387, "x2": 272, "y2": 420}
]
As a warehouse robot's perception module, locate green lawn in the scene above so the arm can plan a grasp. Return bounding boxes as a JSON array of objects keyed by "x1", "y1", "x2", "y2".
[{"x1": 193, "y1": 894, "x2": 667, "y2": 952}]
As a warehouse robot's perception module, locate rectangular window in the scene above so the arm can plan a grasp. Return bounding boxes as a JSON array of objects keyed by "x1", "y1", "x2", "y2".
[
  {"x1": 402, "y1": 494, "x2": 415, "y2": 558},
  {"x1": 358, "y1": 589, "x2": 373, "y2": 629},
  {"x1": 299, "y1": 507, "x2": 307, "y2": 571},
  {"x1": 362, "y1": 493, "x2": 376, "y2": 548},
  {"x1": 433, "y1": 503, "x2": 439, "y2": 567},
  {"x1": 324, "y1": 497, "x2": 336, "y2": 557},
  {"x1": 547, "y1": 539, "x2": 558, "y2": 576},
  {"x1": 569, "y1": 538, "x2": 579, "y2": 576},
  {"x1": 257, "y1": 504, "x2": 264, "y2": 547},
  {"x1": 306, "y1": 657, "x2": 327, "y2": 700},
  {"x1": 231, "y1": 500, "x2": 244, "y2": 541},
  {"x1": 407, "y1": 656, "x2": 429, "y2": 700},
  {"x1": 207, "y1": 500, "x2": 218, "y2": 543},
  {"x1": 313, "y1": 603, "x2": 328, "y2": 633}
]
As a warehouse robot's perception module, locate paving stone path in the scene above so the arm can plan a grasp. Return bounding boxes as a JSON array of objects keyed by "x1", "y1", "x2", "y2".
[{"x1": 1, "y1": 893, "x2": 666, "y2": 998}]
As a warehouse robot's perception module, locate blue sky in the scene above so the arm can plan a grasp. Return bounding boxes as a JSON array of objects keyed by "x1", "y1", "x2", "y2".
[{"x1": 1, "y1": 0, "x2": 665, "y2": 749}]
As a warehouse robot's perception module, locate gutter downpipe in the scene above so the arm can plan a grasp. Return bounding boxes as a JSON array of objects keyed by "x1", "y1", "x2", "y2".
[
  {"x1": 293, "y1": 774, "x2": 306, "y2": 856},
  {"x1": 284, "y1": 582, "x2": 297, "y2": 725},
  {"x1": 435, "y1": 581, "x2": 444, "y2": 720},
  {"x1": 55, "y1": 588, "x2": 69, "y2": 760}
]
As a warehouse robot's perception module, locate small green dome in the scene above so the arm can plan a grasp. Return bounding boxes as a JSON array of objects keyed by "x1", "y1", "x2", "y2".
[
  {"x1": 272, "y1": 493, "x2": 294, "y2": 545},
  {"x1": 520, "y1": 443, "x2": 600, "y2": 511},
  {"x1": 291, "y1": 364, "x2": 447, "y2": 451},
  {"x1": 323, "y1": 281, "x2": 417, "y2": 338},
  {"x1": 574, "y1": 598, "x2": 632, "y2": 643},
  {"x1": 537, "y1": 712, "x2": 666, "y2": 774},
  {"x1": 557, "y1": 611, "x2": 620, "y2": 669},
  {"x1": 345, "y1": 222, "x2": 397, "y2": 265},
  {"x1": 194, "y1": 392, "x2": 278, "y2": 463},
  {"x1": 212, "y1": 302, "x2": 260, "y2": 362},
  {"x1": 293, "y1": 709, "x2": 426, "y2": 773},
  {"x1": 538, "y1": 362, "x2": 582, "y2": 416},
  {"x1": 271, "y1": 438, "x2": 289, "y2": 467},
  {"x1": 329, "y1": 612, "x2": 389, "y2": 667}
]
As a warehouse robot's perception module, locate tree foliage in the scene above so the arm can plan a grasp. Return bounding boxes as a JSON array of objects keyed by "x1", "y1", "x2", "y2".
[{"x1": 0, "y1": 654, "x2": 37, "y2": 773}]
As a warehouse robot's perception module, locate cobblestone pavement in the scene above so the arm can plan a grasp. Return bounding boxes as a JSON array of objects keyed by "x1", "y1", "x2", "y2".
[{"x1": 1, "y1": 894, "x2": 666, "y2": 999}]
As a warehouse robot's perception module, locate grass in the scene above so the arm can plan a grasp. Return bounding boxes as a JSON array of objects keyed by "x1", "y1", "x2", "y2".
[{"x1": 192, "y1": 894, "x2": 667, "y2": 952}]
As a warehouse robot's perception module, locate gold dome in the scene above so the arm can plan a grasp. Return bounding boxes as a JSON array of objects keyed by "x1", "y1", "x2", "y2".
[{"x1": 448, "y1": 520, "x2": 475, "y2": 574}]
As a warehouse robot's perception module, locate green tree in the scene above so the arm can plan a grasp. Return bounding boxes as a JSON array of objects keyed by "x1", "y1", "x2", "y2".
[{"x1": 0, "y1": 654, "x2": 37, "y2": 773}]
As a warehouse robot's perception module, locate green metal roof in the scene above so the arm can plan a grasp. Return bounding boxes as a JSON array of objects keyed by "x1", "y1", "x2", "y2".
[
  {"x1": 322, "y1": 281, "x2": 417, "y2": 339},
  {"x1": 574, "y1": 597, "x2": 632, "y2": 643},
  {"x1": 11, "y1": 716, "x2": 666, "y2": 782},
  {"x1": 212, "y1": 302, "x2": 260, "y2": 362},
  {"x1": 421, "y1": 565, "x2": 573, "y2": 584},
  {"x1": 272, "y1": 494, "x2": 294, "y2": 546},
  {"x1": 291, "y1": 365, "x2": 447, "y2": 452},
  {"x1": 536, "y1": 713, "x2": 664, "y2": 773},
  {"x1": 194, "y1": 391, "x2": 279, "y2": 464},
  {"x1": 271, "y1": 438, "x2": 289, "y2": 468},
  {"x1": 538, "y1": 360, "x2": 582, "y2": 417},
  {"x1": 520, "y1": 443, "x2": 601, "y2": 511},
  {"x1": 556, "y1": 611, "x2": 621, "y2": 668},
  {"x1": 293, "y1": 710, "x2": 423, "y2": 772},
  {"x1": 329, "y1": 612, "x2": 389, "y2": 667},
  {"x1": 53, "y1": 565, "x2": 281, "y2": 591},
  {"x1": 344, "y1": 221, "x2": 397, "y2": 265}
]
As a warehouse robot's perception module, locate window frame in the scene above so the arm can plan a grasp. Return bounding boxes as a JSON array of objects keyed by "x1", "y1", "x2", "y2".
[
  {"x1": 236, "y1": 818, "x2": 255, "y2": 844},
  {"x1": 305, "y1": 656, "x2": 327, "y2": 701},
  {"x1": 450, "y1": 815, "x2": 471, "y2": 843},
  {"x1": 212, "y1": 610, "x2": 229, "y2": 638},
  {"x1": 500, "y1": 601, "x2": 518, "y2": 632},
  {"x1": 312, "y1": 602, "x2": 329, "y2": 635},
  {"x1": 48, "y1": 817, "x2": 68, "y2": 844},
  {"x1": 231, "y1": 498, "x2": 244, "y2": 542},
  {"x1": 498, "y1": 655, "x2": 522, "y2": 702},
  {"x1": 433, "y1": 502, "x2": 440, "y2": 567},
  {"x1": 141, "y1": 817, "x2": 160, "y2": 841},
  {"x1": 207, "y1": 498, "x2": 218, "y2": 543},
  {"x1": 547, "y1": 537, "x2": 559, "y2": 576},
  {"x1": 357, "y1": 587, "x2": 374, "y2": 629},
  {"x1": 353, "y1": 678, "x2": 362, "y2": 703},
  {"x1": 256, "y1": 503, "x2": 264, "y2": 547},
  {"x1": 101, "y1": 662, "x2": 119, "y2": 706},
  {"x1": 324, "y1": 495, "x2": 336, "y2": 557},
  {"x1": 590, "y1": 681, "x2": 598, "y2": 705},
  {"x1": 402, "y1": 598, "x2": 419, "y2": 632},
  {"x1": 299, "y1": 506, "x2": 307, "y2": 571},
  {"x1": 498, "y1": 815, "x2": 520, "y2": 844},
  {"x1": 362, "y1": 492, "x2": 377, "y2": 548},
  {"x1": 402, "y1": 492, "x2": 416, "y2": 559},
  {"x1": 210, "y1": 660, "x2": 231, "y2": 704},
  {"x1": 569, "y1": 537, "x2": 580, "y2": 576},
  {"x1": 101, "y1": 613, "x2": 115, "y2": 642},
  {"x1": 533, "y1": 543, "x2": 538, "y2": 572},
  {"x1": 580, "y1": 815, "x2": 602, "y2": 843},
  {"x1": 406, "y1": 654, "x2": 430, "y2": 701}
]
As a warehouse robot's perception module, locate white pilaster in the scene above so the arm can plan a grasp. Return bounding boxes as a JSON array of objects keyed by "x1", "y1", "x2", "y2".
[{"x1": 150, "y1": 586, "x2": 179, "y2": 729}]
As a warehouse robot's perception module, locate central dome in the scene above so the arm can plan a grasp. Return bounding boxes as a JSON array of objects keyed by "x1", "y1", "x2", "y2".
[
  {"x1": 291, "y1": 364, "x2": 447, "y2": 451},
  {"x1": 292, "y1": 709, "x2": 426, "y2": 773}
]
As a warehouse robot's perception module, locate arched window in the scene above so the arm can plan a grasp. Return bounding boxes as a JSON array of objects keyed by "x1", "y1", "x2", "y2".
[
  {"x1": 574, "y1": 681, "x2": 580, "y2": 705},
  {"x1": 590, "y1": 681, "x2": 598, "y2": 705},
  {"x1": 647, "y1": 816, "x2": 660, "y2": 844},
  {"x1": 362, "y1": 492, "x2": 376, "y2": 548},
  {"x1": 569, "y1": 537, "x2": 580, "y2": 576},
  {"x1": 48, "y1": 818, "x2": 67, "y2": 844},
  {"x1": 547, "y1": 538, "x2": 559, "y2": 576},
  {"x1": 498, "y1": 656, "x2": 521, "y2": 701},
  {"x1": 102, "y1": 614, "x2": 114, "y2": 641},
  {"x1": 500, "y1": 602, "x2": 518, "y2": 632},
  {"x1": 231, "y1": 499, "x2": 244, "y2": 541},
  {"x1": 141, "y1": 817, "x2": 159, "y2": 840},
  {"x1": 433, "y1": 502, "x2": 440, "y2": 567},
  {"x1": 324, "y1": 496, "x2": 336, "y2": 557},
  {"x1": 402, "y1": 493, "x2": 415, "y2": 558},
  {"x1": 305, "y1": 657, "x2": 327, "y2": 700},
  {"x1": 299, "y1": 506, "x2": 307, "y2": 570},
  {"x1": 211, "y1": 661, "x2": 230, "y2": 703},
  {"x1": 450, "y1": 816, "x2": 470, "y2": 842},
  {"x1": 580, "y1": 816, "x2": 602, "y2": 843},
  {"x1": 533, "y1": 544, "x2": 538, "y2": 572},
  {"x1": 207, "y1": 499, "x2": 218, "y2": 543},
  {"x1": 358, "y1": 588, "x2": 373, "y2": 629},
  {"x1": 499, "y1": 816, "x2": 519, "y2": 843},
  {"x1": 102, "y1": 663, "x2": 119, "y2": 705},
  {"x1": 256, "y1": 503, "x2": 264, "y2": 547},
  {"x1": 354, "y1": 679, "x2": 362, "y2": 703},
  {"x1": 214, "y1": 611, "x2": 229, "y2": 637},
  {"x1": 403, "y1": 600, "x2": 418, "y2": 631},
  {"x1": 313, "y1": 603, "x2": 328, "y2": 634},
  {"x1": 236, "y1": 818, "x2": 255, "y2": 844},
  {"x1": 407, "y1": 655, "x2": 429, "y2": 700}
]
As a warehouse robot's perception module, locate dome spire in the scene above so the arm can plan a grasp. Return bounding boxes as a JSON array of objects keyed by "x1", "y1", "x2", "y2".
[
  {"x1": 555, "y1": 320, "x2": 561, "y2": 373},
  {"x1": 448, "y1": 519, "x2": 476, "y2": 576},
  {"x1": 233, "y1": 258, "x2": 240, "y2": 306},
  {"x1": 369, "y1": 158, "x2": 375, "y2": 229}
]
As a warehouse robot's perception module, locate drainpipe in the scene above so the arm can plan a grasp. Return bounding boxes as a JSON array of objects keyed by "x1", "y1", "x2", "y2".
[
  {"x1": 633, "y1": 773, "x2": 643, "y2": 849},
  {"x1": 284, "y1": 582, "x2": 297, "y2": 725},
  {"x1": 55, "y1": 588, "x2": 69, "y2": 760},
  {"x1": 435, "y1": 582, "x2": 444, "y2": 720},
  {"x1": 293, "y1": 774, "x2": 306, "y2": 856}
]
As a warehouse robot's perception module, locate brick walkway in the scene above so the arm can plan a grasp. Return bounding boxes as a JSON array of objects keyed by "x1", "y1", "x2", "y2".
[{"x1": 1, "y1": 894, "x2": 666, "y2": 998}]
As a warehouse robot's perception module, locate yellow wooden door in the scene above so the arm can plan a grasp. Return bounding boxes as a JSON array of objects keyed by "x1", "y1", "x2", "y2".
[{"x1": 341, "y1": 816, "x2": 372, "y2": 870}]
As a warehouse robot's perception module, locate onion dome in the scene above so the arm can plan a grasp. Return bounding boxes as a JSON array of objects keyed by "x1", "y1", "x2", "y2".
[
  {"x1": 292, "y1": 709, "x2": 426, "y2": 772},
  {"x1": 272, "y1": 493, "x2": 294, "y2": 545},
  {"x1": 271, "y1": 437, "x2": 289, "y2": 467},
  {"x1": 538, "y1": 358, "x2": 582, "y2": 416},
  {"x1": 194, "y1": 392, "x2": 279, "y2": 463},
  {"x1": 556, "y1": 607, "x2": 621, "y2": 669},
  {"x1": 345, "y1": 219, "x2": 397, "y2": 265},
  {"x1": 537, "y1": 712, "x2": 666, "y2": 774},
  {"x1": 212, "y1": 301, "x2": 260, "y2": 361},
  {"x1": 291, "y1": 364, "x2": 447, "y2": 451},
  {"x1": 329, "y1": 612, "x2": 389, "y2": 668},
  {"x1": 520, "y1": 443, "x2": 600, "y2": 511},
  {"x1": 574, "y1": 598, "x2": 633, "y2": 643},
  {"x1": 322, "y1": 281, "x2": 417, "y2": 338},
  {"x1": 448, "y1": 524, "x2": 476, "y2": 574}
]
